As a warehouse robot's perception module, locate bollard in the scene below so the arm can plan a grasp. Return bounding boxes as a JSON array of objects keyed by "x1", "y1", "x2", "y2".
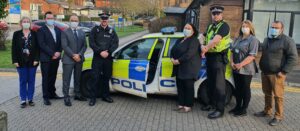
[{"x1": 0, "y1": 111, "x2": 7, "y2": 131}]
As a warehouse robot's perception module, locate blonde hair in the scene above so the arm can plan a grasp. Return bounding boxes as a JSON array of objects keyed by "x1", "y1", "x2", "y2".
[
  {"x1": 19, "y1": 16, "x2": 32, "y2": 24},
  {"x1": 239, "y1": 20, "x2": 255, "y2": 36}
]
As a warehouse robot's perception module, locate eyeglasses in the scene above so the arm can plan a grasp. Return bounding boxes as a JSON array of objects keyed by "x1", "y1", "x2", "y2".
[{"x1": 212, "y1": 12, "x2": 221, "y2": 16}]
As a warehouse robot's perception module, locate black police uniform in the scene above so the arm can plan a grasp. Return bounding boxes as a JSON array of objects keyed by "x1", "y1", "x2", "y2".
[
  {"x1": 203, "y1": 5, "x2": 231, "y2": 119},
  {"x1": 89, "y1": 15, "x2": 119, "y2": 105}
]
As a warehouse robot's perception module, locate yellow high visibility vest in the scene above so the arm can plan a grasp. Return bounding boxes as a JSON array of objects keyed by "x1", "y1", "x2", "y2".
[{"x1": 205, "y1": 21, "x2": 230, "y2": 52}]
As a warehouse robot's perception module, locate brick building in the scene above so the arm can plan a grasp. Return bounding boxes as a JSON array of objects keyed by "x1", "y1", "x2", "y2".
[
  {"x1": 164, "y1": 0, "x2": 300, "y2": 46},
  {"x1": 6, "y1": 0, "x2": 86, "y2": 23}
]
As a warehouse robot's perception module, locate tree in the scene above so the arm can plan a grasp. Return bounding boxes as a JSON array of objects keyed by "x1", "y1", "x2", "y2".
[
  {"x1": 0, "y1": 0, "x2": 8, "y2": 50},
  {"x1": 0, "y1": 0, "x2": 8, "y2": 19}
]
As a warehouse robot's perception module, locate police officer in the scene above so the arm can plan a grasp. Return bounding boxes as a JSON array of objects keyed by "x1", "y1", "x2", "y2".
[
  {"x1": 88, "y1": 13, "x2": 119, "y2": 106},
  {"x1": 201, "y1": 5, "x2": 231, "y2": 119}
]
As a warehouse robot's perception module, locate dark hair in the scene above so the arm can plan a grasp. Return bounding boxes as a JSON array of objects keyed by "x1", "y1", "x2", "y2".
[
  {"x1": 70, "y1": 13, "x2": 79, "y2": 21},
  {"x1": 185, "y1": 23, "x2": 199, "y2": 37},
  {"x1": 44, "y1": 11, "x2": 53, "y2": 19},
  {"x1": 273, "y1": 20, "x2": 284, "y2": 29}
]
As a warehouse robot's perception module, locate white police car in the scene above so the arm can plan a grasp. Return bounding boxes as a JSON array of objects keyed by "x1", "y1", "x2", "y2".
[{"x1": 80, "y1": 27, "x2": 235, "y2": 104}]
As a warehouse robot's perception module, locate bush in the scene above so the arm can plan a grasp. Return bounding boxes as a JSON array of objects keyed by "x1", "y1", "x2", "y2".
[
  {"x1": 0, "y1": 29, "x2": 9, "y2": 50},
  {"x1": 148, "y1": 17, "x2": 182, "y2": 33}
]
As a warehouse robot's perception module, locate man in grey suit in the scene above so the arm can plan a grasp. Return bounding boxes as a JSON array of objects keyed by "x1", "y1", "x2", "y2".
[{"x1": 61, "y1": 14, "x2": 87, "y2": 106}]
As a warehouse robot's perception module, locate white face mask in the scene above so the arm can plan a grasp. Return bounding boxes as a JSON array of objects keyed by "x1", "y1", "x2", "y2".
[
  {"x1": 241, "y1": 27, "x2": 250, "y2": 35},
  {"x1": 183, "y1": 29, "x2": 193, "y2": 37},
  {"x1": 22, "y1": 23, "x2": 30, "y2": 29},
  {"x1": 70, "y1": 22, "x2": 79, "y2": 28}
]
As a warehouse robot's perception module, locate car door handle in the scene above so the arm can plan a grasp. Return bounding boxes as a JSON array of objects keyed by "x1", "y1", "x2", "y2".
[{"x1": 135, "y1": 66, "x2": 146, "y2": 72}]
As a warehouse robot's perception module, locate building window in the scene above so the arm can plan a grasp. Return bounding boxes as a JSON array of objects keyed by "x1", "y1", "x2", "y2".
[
  {"x1": 244, "y1": 0, "x2": 250, "y2": 10},
  {"x1": 253, "y1": 0, "x2": 300, "y2": 11},
  {"x1": 252, "y1": 12, "x2": 291, "y2": 42},
  {"x1": 293, "y1": 14, "x2": 300, "y2": 44},
  {"x1": 246, "y1": 0, "x2": 300, "y2": 45}
]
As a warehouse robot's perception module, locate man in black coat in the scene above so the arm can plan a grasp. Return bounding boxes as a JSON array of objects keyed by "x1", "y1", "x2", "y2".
[
  {"x1": 88, "y1": 13, "x2": 119, "y2": 106},
  {"x1": 37, "y1": 11, "x2": 63, "y2": 105}
]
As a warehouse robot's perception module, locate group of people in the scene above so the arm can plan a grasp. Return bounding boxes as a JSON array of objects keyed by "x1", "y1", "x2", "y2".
[
  {"x1": 11, "y1": 11, "x2": 119, "y2": 108},
  {"x1": 11, "y1": 5, "x2": 298, "y2": 127},
  {"x1": 170, "y1": 5, "x2": 298, "y2": 126}
]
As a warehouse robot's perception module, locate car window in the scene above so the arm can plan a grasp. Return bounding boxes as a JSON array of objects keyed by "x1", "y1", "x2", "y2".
[
  {"x1": 166, "y1": 38, "x2": 180, "y2": 57},
  {"x1": 55, "y1": 22, "x2": 69, "y2": 28},
  {"x1": 118, "y1": 38, "x2": 156, "y2": 59},
  {"x1": 35, "y1": 22, "x2": 45, "y2": 26}
]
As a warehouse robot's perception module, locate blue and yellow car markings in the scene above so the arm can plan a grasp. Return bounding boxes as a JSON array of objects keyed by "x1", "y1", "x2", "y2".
[{"x1": 128, "y1": 60, "x2": 148, "y2": 81}]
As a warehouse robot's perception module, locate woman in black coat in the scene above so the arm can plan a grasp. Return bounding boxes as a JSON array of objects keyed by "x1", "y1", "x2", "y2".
[
  {"x1": 11, "y1": 17, "x2": 39, "y2": 108},
  {"x1": 171, "y1": 23, "x2": 201, "y2": 113}
]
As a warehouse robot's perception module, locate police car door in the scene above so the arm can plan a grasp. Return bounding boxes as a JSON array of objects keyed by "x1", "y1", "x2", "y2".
[
  {"x1": 111, "y1": 38, "x2": 159, "y2": 98},
  {"x1": 159, "y1": 38, "x2": 180, "y2": 93}
]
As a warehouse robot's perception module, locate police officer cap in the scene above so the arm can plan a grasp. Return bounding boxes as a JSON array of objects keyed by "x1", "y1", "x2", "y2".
[
  {"x1": 210, "y1": 5, "x2": 224, "y2": 13},
  {"x1": 98, "y1": 13, "x2": 110, "y2": 20}
]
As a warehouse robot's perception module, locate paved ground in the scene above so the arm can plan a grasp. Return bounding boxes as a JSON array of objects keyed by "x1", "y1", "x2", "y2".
[{"x1": 0, "y1": 76, "x2": 300, "y2": 131}]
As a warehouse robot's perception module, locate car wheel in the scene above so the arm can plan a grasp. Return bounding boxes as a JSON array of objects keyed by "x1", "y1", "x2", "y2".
[
  {"x1": 80, "y1": 69, "x2": 102, "y2": 98},
  {"x1": 197, "y1": 80, "x2": 233, "y2": 105},
  {"x1": 197, "y1": 80, "x2": 209, "y2": 105},
  {"x1": 225, "y1": 81, "x2": 233, "y2": 105}
]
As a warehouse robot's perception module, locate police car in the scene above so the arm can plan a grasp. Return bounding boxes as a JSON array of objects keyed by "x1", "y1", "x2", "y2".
[{"x1": 80, "y1": 27, "x2": 235, "y2": 104}]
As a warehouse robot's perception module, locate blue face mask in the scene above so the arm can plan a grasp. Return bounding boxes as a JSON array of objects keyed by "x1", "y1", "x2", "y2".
[
  {"x1": 268, "y1": 28, "x2": 281, "y2": 38},
  {"x1": 46, "y1": 20, "x2": 55, "y2": 26}
]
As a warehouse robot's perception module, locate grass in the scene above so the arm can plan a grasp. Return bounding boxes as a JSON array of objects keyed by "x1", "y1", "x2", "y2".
[
  {"x1": 0, "y1": 25, "x2": 145, "y2": 69},
  {"x1": 114, "y1": 25, "x2": 145, "y2": 37},
  {"x1": 0, "y1": 40, "x2": 14, "y2": 68}
]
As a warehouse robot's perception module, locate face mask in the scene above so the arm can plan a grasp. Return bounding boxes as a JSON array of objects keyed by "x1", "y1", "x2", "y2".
[
  {"x1": 241, "y1": 27, "x2": 250, "y2": 34},
  {"x1": 46, "y1": 20, "x2": 55, "y2": 26},
  {"x1": 183, "y1": 29, "x2": 193, "y2": 37},
  {"x1": 22, "y1": 23, "x2": 30, "y2": 29},
  {"x1": 70, "y1": 22, "x2": 79, "y2": 28},
  {"x1": 268, "y1": 28, "x2": 281, "y2": 38}
]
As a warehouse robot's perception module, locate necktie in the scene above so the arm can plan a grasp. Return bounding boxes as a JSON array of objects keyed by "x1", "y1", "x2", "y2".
[{"x1": 73, "y1": 29, "x2": 78, "y2": 40}]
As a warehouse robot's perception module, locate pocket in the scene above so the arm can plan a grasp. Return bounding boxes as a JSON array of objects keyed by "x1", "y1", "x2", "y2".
[{"x1": 276, "y1": 74, "x2": 286, "y2": 86}]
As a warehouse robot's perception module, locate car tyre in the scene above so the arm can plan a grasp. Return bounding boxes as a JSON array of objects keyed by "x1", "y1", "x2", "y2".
[{"x1": 197, "y1": 80, "x2": 233, "y2": 105}]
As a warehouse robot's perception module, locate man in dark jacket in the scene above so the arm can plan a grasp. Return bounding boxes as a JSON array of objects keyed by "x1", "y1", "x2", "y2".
[
  {"x1": 255, "y1": 21, "x2": 298, "y2": 126},
  {"x1": 88, "y1": 13, "x2": 119, "y2": 106},
  {"x1": 37, "y1": 11, "x2": 63, "y2": 106}
]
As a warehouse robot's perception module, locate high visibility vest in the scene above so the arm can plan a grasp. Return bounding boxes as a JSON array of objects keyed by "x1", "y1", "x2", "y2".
[{"x1": 205, "y1": 21, "x2": 230, "y2": 52}]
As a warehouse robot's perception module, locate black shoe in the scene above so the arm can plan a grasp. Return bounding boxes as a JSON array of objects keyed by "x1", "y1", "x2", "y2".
[
  {"x1": 102, "y1": 97, "x2": 114, "y2": 103},
  {"x1": 233, "y1": 110, "x2": 247, "y2": 117},
  {"x1": 50, "y1": 94, "x2": 63, "y2": 99},
  {"x1": 269, "y1": 118, "x2": 282, "y2": 126},
  {"x1": 254, "y1": 111, "x2": 271, "y2": 117},
  {"x1": 20, "y1": 102, "x2": 26, "y2": 108},
  {"x1": 201, "y1": 105, "x2": 213, "y2": 111},
  {"x1": 43, "y1": 99, "x2": 51, "y2": 105},
  {"x1": 74, "y1": 96, "x2": 87, "y2": 101},
  {"x1": 64, "y1": 98, "x2": 72, "y2": 106},
  {"x1": 208, "y1": 111, "x2": 224, "y2": 119},
  {"x1": 28, "y1": 100, "x2": 35, "y2": 106},
  {"x1": 89, "y1": 99, "x2": 96, "y2": 106},
  {"x1": 228, "y1": 107, "x2": 240, "y2": 114}
]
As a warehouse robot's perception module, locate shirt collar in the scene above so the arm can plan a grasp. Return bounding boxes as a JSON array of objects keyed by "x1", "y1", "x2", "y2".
[{"x1": 46, "y1": 24, "x2": 55, "y2": 29}]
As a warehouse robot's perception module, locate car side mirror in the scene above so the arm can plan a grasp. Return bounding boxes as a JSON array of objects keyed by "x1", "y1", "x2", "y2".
[{"x1": 112, "y1": 51, "x2": 120, "y2": 59}]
